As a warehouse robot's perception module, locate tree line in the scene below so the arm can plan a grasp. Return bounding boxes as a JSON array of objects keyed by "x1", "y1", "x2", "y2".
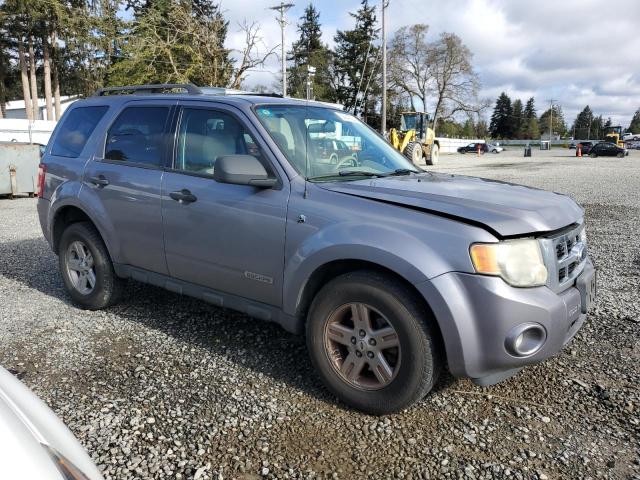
[
  {"x1": 488, "y1": 91, "x2": 640, "y2": 140},
  {"x1": 0, "y1": 0, "x2": 484, "y2": 133}
]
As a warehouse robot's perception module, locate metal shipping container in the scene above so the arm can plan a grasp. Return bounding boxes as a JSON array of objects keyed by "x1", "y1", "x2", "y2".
[{"x1": 0, "y1": 142, "x2": 41, "y2": 198}]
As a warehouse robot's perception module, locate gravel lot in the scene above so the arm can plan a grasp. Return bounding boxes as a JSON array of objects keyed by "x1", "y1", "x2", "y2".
[{"x1": 1, "y1": 148, "x2": 638, "y2": 480}]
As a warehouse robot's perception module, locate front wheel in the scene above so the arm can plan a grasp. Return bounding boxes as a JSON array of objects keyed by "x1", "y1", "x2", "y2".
[
  {"x1": 404, "y1": 142, "x2": 423, "y2": 164},
  {"x1": 426, "y1": 143, "x2": 440, "y2": 165},
  {"x1": 306, "y1": 271, "x2": 441, "y2": 415},
  {"x1": 59, "y1": 222, "x2": 123, "y2": 310},
  {"x1": 616, "y1": 152, "x2": 624, "y2": 158},
  {"x1": 590, "y1": 152, "x2": 597, "y2": 158}
]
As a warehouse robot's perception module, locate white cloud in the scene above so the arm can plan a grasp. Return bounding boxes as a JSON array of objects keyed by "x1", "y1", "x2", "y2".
[{"x1": 221, "y1": 0, "x2": 640, "y2": 125}]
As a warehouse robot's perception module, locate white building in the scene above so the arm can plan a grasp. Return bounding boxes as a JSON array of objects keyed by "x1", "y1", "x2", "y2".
[{"x1": 4, "y1": 95, "x2": 78, "y2": 120}]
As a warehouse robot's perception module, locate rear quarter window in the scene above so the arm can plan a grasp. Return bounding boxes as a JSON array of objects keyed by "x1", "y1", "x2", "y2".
[{"x1": 51, "y1": 106, "x2": 109, "y2": 158}]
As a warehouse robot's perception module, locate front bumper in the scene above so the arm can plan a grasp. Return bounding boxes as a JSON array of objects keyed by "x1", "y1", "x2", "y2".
[{"x1": 417, "y1": 258, "x2": 595, "y2": 383}]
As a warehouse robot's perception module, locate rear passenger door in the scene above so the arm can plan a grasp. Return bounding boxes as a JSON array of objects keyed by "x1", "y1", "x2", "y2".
[
  {"x1": 161, "y1": 103, "x2": 289, "y2": 307},
  {"x1": 83, "y1": 101, "x2": 174, "y2": 274}
]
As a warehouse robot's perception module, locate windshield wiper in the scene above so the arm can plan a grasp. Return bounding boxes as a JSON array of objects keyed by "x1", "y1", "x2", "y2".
[
  {"x1": 338, "y1": 170, "x2": 384, "y2": 177},
  {"x1": 384, "y1": 168, "x2": 421, "y2": 176}
]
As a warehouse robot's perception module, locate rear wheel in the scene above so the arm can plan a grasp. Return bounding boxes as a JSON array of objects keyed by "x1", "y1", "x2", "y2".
[
  {"x1": 590, "y1": 152, "x2": 597, "y2": 158},
  {"x1": 306, "y1": 271, "x2": 441, "y2": 415},
  {"x1": 426, "y1": 143, "x2": 440, "y2": 165},
  {"x1": 59, "y1": 222, "x2": 123, "y2": 310},
  {"x1": 404, "y1": 142, "x2": 423, "y2": 164}
]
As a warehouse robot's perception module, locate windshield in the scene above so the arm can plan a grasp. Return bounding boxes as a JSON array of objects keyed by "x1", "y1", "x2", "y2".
[{"x1": 255, "y1": 105, "x2": 418, "y2": 181}]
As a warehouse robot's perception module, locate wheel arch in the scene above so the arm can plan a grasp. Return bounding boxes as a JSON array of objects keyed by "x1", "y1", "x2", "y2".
[
  {"x1": 291, "y1": 258, "x2": 446, "y2": 360},
  {"x1": 51, "y1": 204, "x2": 112, "y2": 259}
]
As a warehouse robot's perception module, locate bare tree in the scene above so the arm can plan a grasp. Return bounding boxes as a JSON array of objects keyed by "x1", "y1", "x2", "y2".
[
  {"x1": 18, "y1": 41, "x2": 33, "y2": 122},
  {"x1": 388, "y1": 24, "x2": 431, "y2": 112},
  {"x1": 28, "y1": 37, "x2": 39, "y2": 120},
  {"x1": 43, "y1": 36, "x2": 53, "y2": 120},
  {"x1": 429, "y1": 33, "x2": 484, "y2": 130},
  {"x1": 229, "y1": 21, "x2": 278, "y2": 89}
]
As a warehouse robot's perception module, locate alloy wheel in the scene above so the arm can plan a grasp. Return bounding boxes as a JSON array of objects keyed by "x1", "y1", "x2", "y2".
[
  {"x1": 65, "y1": 240, "x2": 96, "y2": 295},
  {"x1": 323, "y1": 303, "x2": 401, "y2": 390}
]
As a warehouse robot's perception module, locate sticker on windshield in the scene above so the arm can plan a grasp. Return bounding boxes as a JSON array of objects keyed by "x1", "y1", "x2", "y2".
[{"x1": 257, "y1": 109, "x2": 272, "y2": 117}]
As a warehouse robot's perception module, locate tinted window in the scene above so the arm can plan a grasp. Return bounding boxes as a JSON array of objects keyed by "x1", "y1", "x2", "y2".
[
  {"x1": 51, "y1": 106, "x2": 108, "y2": 158},
  {"x1": 105, "y1": 107, "x2": 169, "y2": 166},
  {"x1": 175, "y1": 108, "x2": 263, "y2": 176}
]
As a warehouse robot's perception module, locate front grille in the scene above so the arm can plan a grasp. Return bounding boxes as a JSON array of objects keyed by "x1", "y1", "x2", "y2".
[{"x1": 540, "y1": 223, "x2": 587, "y2": 293}]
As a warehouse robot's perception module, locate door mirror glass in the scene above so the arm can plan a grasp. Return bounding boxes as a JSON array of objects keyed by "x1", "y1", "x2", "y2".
[{"x1": 213, "y1": 155, "x2": 277, "y2": 188}]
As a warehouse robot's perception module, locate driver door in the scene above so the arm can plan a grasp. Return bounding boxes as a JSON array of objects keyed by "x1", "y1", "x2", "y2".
[{"x1": 161, "y1": 103, "x2": 290, "y2": 306}]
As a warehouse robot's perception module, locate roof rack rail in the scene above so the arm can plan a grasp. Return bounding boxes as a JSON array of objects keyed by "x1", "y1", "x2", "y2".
[{"x1": 93, "y1": 84, "x2": 202, "y2": 96}]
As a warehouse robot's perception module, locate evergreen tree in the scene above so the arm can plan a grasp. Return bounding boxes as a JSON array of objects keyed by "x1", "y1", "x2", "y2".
[
  {"x1": 571, "y1": 105, "x2": 593, "y2": 139},
  {"x1": 332, "y1": 0, "x2": 379, "y2": 118},
  {"x1": 539, "y1": 105, "x2": 567, "y2": 139},
  {"x1": 287, "y1": 4, "x2": 333, "y2": 101},
  {"x1": 590, "y1": 115, "x2": 604, "y2": 140},
  {"x1": 522, "y1": 97, "x2": 539, "y2": 139},
  {"x1": 511, "y1": 99, "x2": 523, "y2": 139},
  {"x1": 629, "y1": 108, "x2": 640, "y2": 133},
  {"x1": 489, "y1": 92, "x2": 512, "y2": 138},
  {"x1": 461, "y1": 118, "x2": 475, "y2": 138}
]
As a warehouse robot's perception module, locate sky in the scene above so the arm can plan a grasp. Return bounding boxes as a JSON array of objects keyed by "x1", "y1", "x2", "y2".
[{"x1": 219, "y1": 0, "x2": 640, "y2": 127}]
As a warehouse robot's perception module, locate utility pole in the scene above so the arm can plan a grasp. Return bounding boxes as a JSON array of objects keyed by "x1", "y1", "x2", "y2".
[
  {"x1": 270, "y1": 2, "x2": 295, "y2": 97},
  {"x1": 548, "y1": 99, "x2": 556, "y2": 141},
  {"x1": 380, "y1": 0, "x2": 388, "y2": 135}
]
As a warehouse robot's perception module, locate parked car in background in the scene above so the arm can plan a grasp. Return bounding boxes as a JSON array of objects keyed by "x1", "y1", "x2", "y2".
[
  {"x1": 576, "y1": 141, "x2": 593, "y2": 154},
  {"x1": 38, "y1": 84, "x2": 596, "y2": 415},
  {"x1": 588, "y1": 142, "x2": 628, "y2": 158},
  {"x1": 0, "y1": 366, "x2": 103, "y2": 480},
  {"x1": 311, "y1": 138, "x2": 357, "y2": 165},
  {"x1": 457, "y1": 142, "x2": 489, "y2": 154},
  {"x1": 486, "y1": 143, "x2": 504, "y2": 153}
]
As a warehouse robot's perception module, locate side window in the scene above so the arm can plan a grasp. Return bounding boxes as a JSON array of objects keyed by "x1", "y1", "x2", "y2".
[
  {"x1": 105, "y1": 106, "x2": 169, "y2": 166},
  {"x1": 51, "y1": 106, "x2": 108, "y2": 158},
  {"x1": 175, "y1": 108, "x2": 264, "y2": 176}
]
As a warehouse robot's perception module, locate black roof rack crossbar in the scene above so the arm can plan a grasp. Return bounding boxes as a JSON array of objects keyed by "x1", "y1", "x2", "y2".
[{"x1": 93, "y1": 83, "x2": 202, "y2": 96}]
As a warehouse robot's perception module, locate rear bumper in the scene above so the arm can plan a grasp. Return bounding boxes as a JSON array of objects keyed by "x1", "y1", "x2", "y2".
[
  {"x1": 417, "y1": 258, "x2": 595, "y2": 383},
  {"x1": 36, "y1": 197, "x2": 52, "y2": 248}
]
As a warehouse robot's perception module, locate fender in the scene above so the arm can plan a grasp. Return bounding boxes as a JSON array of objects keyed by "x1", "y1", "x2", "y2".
[
  {"x1": 49, "y1": 184, "x2": 120, "y2": 262},
  {"x1": 282, "y1": 221, "x2": 462, "y2": 317}
]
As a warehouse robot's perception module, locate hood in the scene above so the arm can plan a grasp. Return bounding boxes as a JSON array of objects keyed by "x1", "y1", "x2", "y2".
[{"x1": 319, "y1": 172, "x2": 583, "y2": 237}]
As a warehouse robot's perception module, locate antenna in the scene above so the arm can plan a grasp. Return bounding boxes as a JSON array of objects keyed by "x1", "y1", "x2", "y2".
[{"x1": 269, "y1": 2, "x2": 295, "y2": 97}]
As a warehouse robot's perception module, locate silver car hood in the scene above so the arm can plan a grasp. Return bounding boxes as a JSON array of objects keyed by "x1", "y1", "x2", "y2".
[{"x1": 320, "y1": 173, "x2": 583, "y2": 237}]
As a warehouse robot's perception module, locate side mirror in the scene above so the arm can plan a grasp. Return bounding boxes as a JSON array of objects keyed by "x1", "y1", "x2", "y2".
[{"x1": 213, "y1": 155, "x2": 277, "y2": 188}]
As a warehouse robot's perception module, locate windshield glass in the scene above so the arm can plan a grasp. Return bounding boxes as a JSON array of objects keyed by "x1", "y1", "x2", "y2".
[{"x1": 255, "y1": 105, "x2": 418, "y2": 181}]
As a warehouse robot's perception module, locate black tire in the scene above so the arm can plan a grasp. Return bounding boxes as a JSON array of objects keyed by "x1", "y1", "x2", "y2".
[
  {"x1": 590, "y1": 152, "x2": 597, "y2": 158},
  {"x1": 616, "y1": 152, "x2": 624, "y2": 158},
  {"x1": 306, "y1": 270, "x2": 442, "y2": 415},
  {"x1": 426, "y1": 143, "x2": 439, "y2": 165},
  {"x1": 404, "y1": 142, "x2": 423, "y2": 164},
  {"x1": 58, "y1": 222, "x2": 123, "y2": 310}
]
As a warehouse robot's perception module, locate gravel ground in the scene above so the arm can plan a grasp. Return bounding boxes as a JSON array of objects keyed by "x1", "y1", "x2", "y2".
[{"x1": 0, "y1": 148, "x2": 638, "y2": 480}]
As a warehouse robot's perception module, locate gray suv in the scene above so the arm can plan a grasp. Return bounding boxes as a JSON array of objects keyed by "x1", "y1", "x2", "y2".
[{"x1": 37, "y1": 84, "x2": 596, "y2": 415}]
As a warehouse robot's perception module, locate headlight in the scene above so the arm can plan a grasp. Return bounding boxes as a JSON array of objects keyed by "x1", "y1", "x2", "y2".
[{"x1": 470, "y1": 239, "x2": 548, "y2": 287}]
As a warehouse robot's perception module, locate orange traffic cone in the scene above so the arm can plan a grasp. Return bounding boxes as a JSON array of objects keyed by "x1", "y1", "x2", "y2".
[
  {"x1": 577, "y1": 144, "x2": 582, "y2": 157},
  {"x1": 477, "y1": 144, "x2": 481, "y2": 157}
]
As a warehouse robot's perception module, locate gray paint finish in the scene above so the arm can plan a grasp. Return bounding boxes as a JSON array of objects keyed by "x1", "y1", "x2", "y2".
[{"x1": 38, "y1": 91, "x2": 593, "y2": 385}]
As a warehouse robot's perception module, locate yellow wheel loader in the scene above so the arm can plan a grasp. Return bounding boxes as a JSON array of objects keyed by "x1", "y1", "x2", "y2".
[
  {"x1": 389, "y1": 112, "x2": 440, "y2": 165},
  {"x1": 604, "y1": 126, "x2": 625, "y2": 148}
]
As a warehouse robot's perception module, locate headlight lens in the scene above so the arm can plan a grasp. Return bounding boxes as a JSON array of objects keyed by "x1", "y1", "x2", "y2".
[{"x1": 470, "y1": 239, "x2": 548, "y2": 287}]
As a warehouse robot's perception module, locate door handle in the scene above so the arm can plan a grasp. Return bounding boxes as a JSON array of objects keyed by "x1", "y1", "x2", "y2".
[
  {"x1": 89, "y1": 175, "x2": 109, "y2": 187},
  {"x1": 169, "y1": 189, "x2": 197, "y2": 204}
]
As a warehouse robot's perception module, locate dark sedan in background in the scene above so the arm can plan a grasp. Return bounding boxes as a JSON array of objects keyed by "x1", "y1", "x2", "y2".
[{"x1": 588, "y1": 142, "x2": 628, "y2": 158}]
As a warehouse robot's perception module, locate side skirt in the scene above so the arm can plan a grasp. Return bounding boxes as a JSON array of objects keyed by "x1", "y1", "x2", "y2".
[{"x1": 114, "y1": 264, "x2": 303, "y2": 335}]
